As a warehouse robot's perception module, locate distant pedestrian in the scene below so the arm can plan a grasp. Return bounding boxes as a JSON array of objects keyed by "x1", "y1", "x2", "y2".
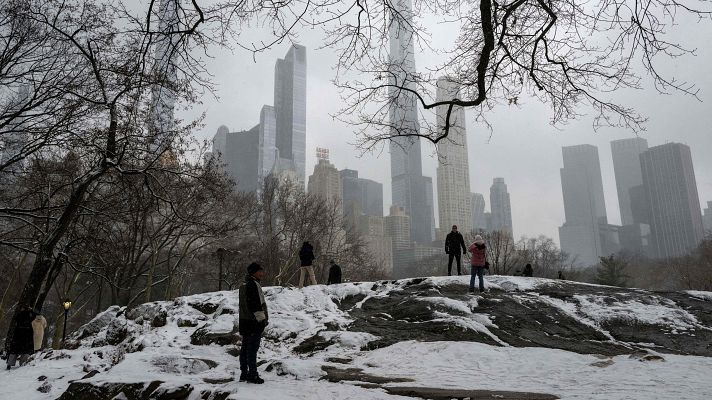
[
  {"x1": 558, "y1": 270, "x2": 566, "y2": 280},
  {"x1": 468, "y1": 235, "x2": 488, "y2": 293},
  {"x1": 522, "y1": 263, "x2": 533, "y2": 277},
  {"x1": 239, "y1": 262, "x2": 269, "y2": 384},
  {"x1": 31, "y1": 311, "x2": 47, "y2": 353},
  {"x1": 298, "y1": 241, "x2": 317, "y2": 288},
  {"x1": 327, "y1": 260, "x2": 342, "y2": 285},
  {"x1": 6, "y1": 304, "x2": 35, "y2": 370},
  {"x1": 445, "y1": 225, "x2": 467, "y2": 276}
]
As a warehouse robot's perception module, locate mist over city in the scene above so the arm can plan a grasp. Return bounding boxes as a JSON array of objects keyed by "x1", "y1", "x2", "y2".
[{"x1": 1, "y1": 0, "x2": 712, "y2": 399}]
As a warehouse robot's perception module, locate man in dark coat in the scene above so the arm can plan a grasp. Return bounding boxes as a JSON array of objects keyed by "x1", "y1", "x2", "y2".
[
  {"x1": 6, "y1": 304, "x2": 35, "y2": 370},
  {"x1": 445, "y1": 225, "x2": 467, "y2": 276},
  {"x1": 327, "y1": 260, "x2": 342, "y2": 285},
  {"x1": 239, "y1": 262, "x2": 268, "y2": 384},
  {"x1": 522, "y1": 263, "x2": 534, "y2": 277},
  {"x1": 298, "y1": 241, "x2": 317, "y2": 288}
]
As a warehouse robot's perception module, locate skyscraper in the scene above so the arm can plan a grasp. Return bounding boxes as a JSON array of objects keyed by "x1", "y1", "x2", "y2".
[
  {"x1": 611, "y1": 138, "x2": 649, "y2": 225},
  {"x1": 211, "y1": 125, "x2": 260, "y2": 192},
  {"x1": 558, "y1": 145, "x2": 610, "y2": 266},
  {"x1": 340, "y1": 169, "x2": 384, "y2": 218},
  {"x1": 436, "y1": 77, "x2": 472, "y2": 234},
  {"x1": 149, "y1": 0, "x2": 179, "y2": 153},
  {"x1": 307, "y1": 156, "x2": 342, "y2": 209},
  {"x1": 258, "y1": 105, "x2": 277, "y2": 182},
  {"x1": 640, "y1": 143, "x2": 704, "y2": 258},
  {"x1": 611, "y1": 138, "x2": 650, "y2": 254},
  {"x1": 471, "y1": 193, "x2": 486, "y2": 232},
  {"x1": 703, "y1": 201, "x2": 712, "y2": 235},
  {"x1": 490, "y1": 178, "x2": 513, "y2": 234},
  {"x1": 274, "y1": 45, "x2": 307, "y2": 185},
  {"x1": 388, "y1": 0, "x2": 434, "y2": 245},
  {"x1": 384, "y1": 205, "x2": 412, "y2": 251}
]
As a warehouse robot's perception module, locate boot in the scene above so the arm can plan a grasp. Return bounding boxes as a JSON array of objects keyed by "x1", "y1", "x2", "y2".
[{"x1": 246, "y1": 374, "x2": 264, "y2": 384}]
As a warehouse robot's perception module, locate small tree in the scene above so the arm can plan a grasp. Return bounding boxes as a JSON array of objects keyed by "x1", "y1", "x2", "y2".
[{"x1": 595, "y1": 255, "x2": 631, "y2": 287}]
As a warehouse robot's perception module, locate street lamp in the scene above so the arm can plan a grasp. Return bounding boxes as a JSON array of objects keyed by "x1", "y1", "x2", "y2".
[
  {"x1": 216, "y1": 248, "x2": 226, "y2": 291},
  {"x1": 62, "y1": 300, "x2": 72, "y2": 346}
]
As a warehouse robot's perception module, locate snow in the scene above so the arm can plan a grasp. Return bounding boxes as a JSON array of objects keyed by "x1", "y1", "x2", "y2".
[{"x1": 2, "y1": 275, "x2": 711, "y2": 400}]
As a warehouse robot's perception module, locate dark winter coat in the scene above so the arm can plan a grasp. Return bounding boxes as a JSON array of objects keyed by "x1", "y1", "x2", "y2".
[
  {"x1": 7, "y1": 308, "x2": 35, "y2": 354},
  {"x1": 445, "y1": 231, "x2": 467, "y2": 255},
  {"x1": 299, "y1": 243, "x2": 315, "y2": 267},
  {"x1": 327, "y1": 264, "x2": 342, "y2": 285},
  {"x1": 469, "y1": 242, "x2": 487, "y2": 267},
  {"x1": 238, "y1": 275, "x2": 269, "y2": 336},
  {"x1": 523, "y1": 265, "x2": 533, "y2": 277}
]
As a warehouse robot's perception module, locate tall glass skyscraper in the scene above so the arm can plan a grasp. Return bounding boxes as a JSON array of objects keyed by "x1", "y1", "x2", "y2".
[
  {"x1": 436, "y1": 77, "x2": 472, "y2": 234},
  {"x1": 274, "y1": 45, "x2": 307, "y2": 185},
  {"x1": 388, "y1": 0, "x2": 434, "y2": 244},
  {"x1": 149, "y1": 0, "x2": 179, "y2": 153},
  {"x1": 490, "y1": 178, "x2": 513, "y2": 234}
]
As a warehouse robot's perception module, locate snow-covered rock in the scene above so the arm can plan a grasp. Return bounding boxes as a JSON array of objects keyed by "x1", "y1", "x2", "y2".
[{"x1": 2, "y1": 276, "x2": 712, "y2": 400}]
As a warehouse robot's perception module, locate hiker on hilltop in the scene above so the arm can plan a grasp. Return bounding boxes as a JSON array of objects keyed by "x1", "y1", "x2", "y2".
[
  {"x1": 327, "y1": 260, "x2": 342, "y2": 285},
  {"x1": 444, "y1": 225, "x2": 468, "y2": 276},
  {"x1": 522, "y1": 263, "x2": 533, "y2": 277},
  {"x1": 6, "y1": 304, "x2": 35, "y2": 370},
  {"x1": 298, "y1": 241, "x2": 317, "y2": 288},
  {"x1": 468, "y1": 235, "x2": 488, "y2": 293},
  {"x1": 239, "y1": 262, "x2": 269, "y2": 384}
]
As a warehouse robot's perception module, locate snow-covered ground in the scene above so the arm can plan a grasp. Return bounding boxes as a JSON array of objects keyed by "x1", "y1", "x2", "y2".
[{"x1": 1, "y1": 275, "x2": 711, "y2": 400}]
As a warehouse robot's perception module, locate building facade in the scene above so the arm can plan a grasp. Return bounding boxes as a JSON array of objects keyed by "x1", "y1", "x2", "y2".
[
  {"x1": 388, "y1": 0, "x2": 434, "y2": 245},
  {"x1": 558, "y1": 145, "x2": 611, "y2": 266},
  {"x1": 211, "y1": 125, "x2": 260, "y2": 192},
  {"x1": 640, "y1": 143, "x2": 704, "y2": 258},
  {"x1": 435, "y1": 77, "x2": 472, "y2": 235},
  {"x1": 149, "y1": 0, "x2": 179, "y2": 153},
  {"x1": 490, "y1": 178, "x2": 513, "y2": 234},
  {"x1": 471, "y1": 193, "x2": 486, "y2": 233},
  {"x1": 610, "y1": 138, "x2": 650, "y2": 254},
  {"x1": 274, "y1": 45, "x2": 307, "y2": 185},
  {"x1": 340, "y1": 169, "x2": 384, "y2": 218},
  {"x1": 703, "y1": 201, "x2": 712, "y2": 235},
  {"x1": 307, "y1": 158, "x2": 343, "y2": 210}
]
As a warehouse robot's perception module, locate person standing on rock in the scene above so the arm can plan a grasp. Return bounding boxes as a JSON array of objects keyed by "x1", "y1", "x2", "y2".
[
  {"x1": 239, "y1": 262, "x2": 269, "y2": 384},
  {"x1": 327, "y1": 260, "x2": 342, "y2": 285},
  {"x1": 5, "y1": 304, "x2": 35, "y2": 370},
  {"x1": 31, "y1": 311, "x2": 48, "y2": 353},
  {"x1": 522, "y1": 263, "x2": 533, "y2": 277},
  {"x1": 298, "y1": 241, "x2": 317, "y2": 288},
  {"x1": 468, "y1": 235, "x2": 488, "y2": 293},
  {"x1": 445, "y1": 225, "x2": 468, "y2": 276}
]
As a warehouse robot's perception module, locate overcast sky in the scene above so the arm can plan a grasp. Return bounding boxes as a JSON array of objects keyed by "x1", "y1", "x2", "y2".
[{"x1": 179, "y1": 8, "x2": 712, "y2": 242}]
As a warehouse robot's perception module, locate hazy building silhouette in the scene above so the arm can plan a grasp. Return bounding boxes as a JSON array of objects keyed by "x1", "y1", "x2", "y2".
[
  {"x1": 703, "y1": 201, "x2": 712, "y2": 235},
  {"x1": 388, "y1": 0, "x2": 434, "y2": 245},
  {"x1": 490, "y1": 178, "x2": 513, "y2": 234},
  {"x1": 340, "y1": 169, "x2": 384, "y2": 218},
  {"x1": 353, "y1": 214, "x2": 393, "y2": 277},
  {"x1": 308, "y1": 158, "x2": 342, "y2": 211},
  {"x1": 274, "y1": 45, "x2": 307, "y2": 185},
  {"x1": 611, "y1": 138, "x2": 650, "y2": 254},
  {"x1": 640, "y1": 143, "x2": 704, "y2": 258},
  {"x1": 471, "y1": 193, "x2": 486, "y2": 232},
  {"x1": 558, "y1": 145, "x2": 613, "y2": 266},
  {"x1": 149, "y1": 0, "x2": 179, "y2": 153},
  {"x1": 436, "y1": 77, "x2": 472, "y2": 235},
  {"x1": 211, "y1": 125, "x2": 260, "y2": 192},
  {"x1": 258, "y1": 105, "x2": 277, "y2": 181}
]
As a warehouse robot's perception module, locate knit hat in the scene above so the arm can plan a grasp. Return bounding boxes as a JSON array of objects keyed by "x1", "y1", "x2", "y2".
[
  {"x1": 474, "y1": 235, "x2": 484, "y2": 244},
  {"x1": 247, "y1": 262, "x2": 263, "y2": 275}
]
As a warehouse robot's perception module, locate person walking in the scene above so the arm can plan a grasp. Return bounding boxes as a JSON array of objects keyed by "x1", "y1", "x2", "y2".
[
  {"x1": 298, "y1": 241, "x2": 317, "y2": 288},
  {"x1": 239, "y1": 262, "x2": 269, "y2": 384},
  {"x1": 522, "y1": 263, "x2": 534, "y2": 277},
  {"x1": 468, "y1": 235, "x2": 488, "y2": 293},
  {"x1": 31, "y1": 311, "x2": 48, "y2": 353},
  {"x1": 445, "y1": 225, "x2": 467, "y2": 276},
  {"x1": 6, "y1": 304, "x2": 35, "y2": 369},
  {"x1": 327, "y1": 260, "x2": 342, "y2": 285},
  {"x1": 558, "y1": 270, "x2": 566, "y2": 280}
]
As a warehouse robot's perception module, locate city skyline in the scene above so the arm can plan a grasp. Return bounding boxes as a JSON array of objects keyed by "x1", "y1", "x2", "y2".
[{"x1": 189, "y1": 24, "x2": 712, "y2": 243}]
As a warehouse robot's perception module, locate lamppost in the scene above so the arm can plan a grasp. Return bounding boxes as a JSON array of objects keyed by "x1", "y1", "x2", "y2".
[
  {"x1": 61, "y1": 299, "x2": 72, "y2": 346},
  {"x1": 216, "y1": 248, "x2": 226, "y2": 291}
]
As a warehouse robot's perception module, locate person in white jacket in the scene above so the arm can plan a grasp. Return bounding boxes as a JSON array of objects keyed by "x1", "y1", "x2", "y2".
[{"x1": 31, "y1": 312, "x2": 47, "y2": 352}]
